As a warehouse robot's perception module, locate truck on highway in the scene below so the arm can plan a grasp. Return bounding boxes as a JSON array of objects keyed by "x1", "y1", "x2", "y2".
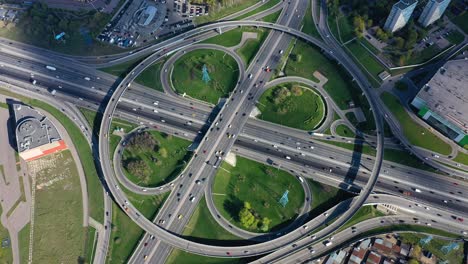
[
  {"x1": 45, "y1": 65, "x2": 56, "y2": 71},
  {"x1": 323, "y1": 241, "x2": 333, "y2": 247},
  {"x1": 311, "y1": 132, "x2": 324, "y2": 137}
]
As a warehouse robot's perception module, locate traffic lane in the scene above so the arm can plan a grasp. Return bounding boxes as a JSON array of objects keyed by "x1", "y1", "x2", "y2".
[
  {"x1": 236, "y1": 139, "x2": 468, "y2": 214},
  {"x1": 144, "y1": 2, "x2": 309, "y2": 260},
  {"x1": 4, "y1": 70, "x2": 465, "y2": 204},
  {"x1": 240, "y1": 123, "x2": 468, "y2": 197}
]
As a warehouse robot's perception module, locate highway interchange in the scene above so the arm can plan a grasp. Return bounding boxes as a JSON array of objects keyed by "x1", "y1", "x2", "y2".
[{"x1": 0, "y1": 0, "x2": 467, "y2": 263}]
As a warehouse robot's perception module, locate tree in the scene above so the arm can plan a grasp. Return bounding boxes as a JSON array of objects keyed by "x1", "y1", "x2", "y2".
[
  {"x1": 394, "y1": 37, "x2": 405, "y2": 49},
  {"x1": 405, "y1": 29, "x2": 418, "y2": 49},
  {"x1": 408, "y1": 258, "x2": 419, "y2": 264},
  {"x1": 239, "y1": 202, "x2": 257, "y2": 228},
  {"x1": 125, "y1": 160, "x2": 150, "y2": 182},
  {"x1": 260, "y1": 217, "x2": 271, "y2": 232},
  {"x1": 353, "y1": 16, "x2": 365, "y2": 38},
  {"x1": 411, "y1": 245, "x2": 422, "y2": 258}
]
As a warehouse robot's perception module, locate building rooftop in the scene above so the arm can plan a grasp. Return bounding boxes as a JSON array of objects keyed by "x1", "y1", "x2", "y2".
[
  {"x1": 395, "y1": 0, "x2": 418, "y2": 10},
  {"x1": 366, "y1": 251, "x2": 382, "y2": 264},
  {"x1": 13, "y1": 104, "x2": 62, "y2": 152},
  {"x1": 416, "y1": 59, "x2": 468, "y2": 130}
]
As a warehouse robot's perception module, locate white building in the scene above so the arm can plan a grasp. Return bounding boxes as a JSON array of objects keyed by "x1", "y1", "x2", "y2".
[
  {"x1": 418, "y1": 0, "x2": 451, "y2": 27},
  {"x1": 384, "y1": 0, "x2": 418, "y2": 32}
]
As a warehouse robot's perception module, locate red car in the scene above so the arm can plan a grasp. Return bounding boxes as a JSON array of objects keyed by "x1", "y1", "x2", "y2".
[{"x1": 458, "y1": 218, "x2": 464, "y2": 222}]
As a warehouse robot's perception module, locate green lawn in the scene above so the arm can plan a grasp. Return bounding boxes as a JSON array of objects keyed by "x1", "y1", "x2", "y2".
[
  {"x1": 380, "y1": 92, "x2": 452, "y2": 155},
  {"x1": 338, "y1": 205, "x2": 385, "y2": 231},
  {"x1": 100, "y1": 57, "x2": 145, "y2": 78},
  {"x1": 336, "y1": 15, "x2": 354, "y2": 43},
  {"x1": 182, "y1": 197, "x2": 246, "y2": 245},
  {"x1": 307, "y1": 179, "x2": 355, "y2": 219},
  {"x1": 84, "y1": 227, "x2": 97, "y2": 264},
  {"x1": 134, "y1": 61, "x2": 165, "y2": 92},
  {"x1": 106, "y1": 204, "x2": 142, "y2": 264},
  {"x1": 107, "y1": 191, "x2": 168, "y2": 264},
  {"x1": 236, "y1": 29, "x2": 269, "y2": 65},
  {"x1": 212, "y1": 157, "x2": 305, "y2": 232},
  {"x1": 450, "y1": 11, "x2": 468, "y2": 34},
  {"x1": 453, "y1": 151, "x2": 468, "y2": 166},
  {"x1": 284, "y1": 40, "x2": 376, "y2": 135},
  {"x1": 257, "y1": 83, "x2": 325, "y2": 130},
  {"x1": 235, "y1": 0, "x2": 281, "y2": 20},
  {"x1": 384, "y1": 149, "x2": 437, "y2": 172},
  {"x1": 18, "y1": 224, "x2": 30, "y2": 264},
  {"x1": 31, "y1": 150, "x2": 85, "y2": 263},
  {"x1": 318, "y1": 140, "x2": 377, "y2": 157},
  {"x1": 202, "y1": 28, "x2": 243, "y2": 47},
  {"x1": 302, "y1": 1, "x2": 321, "y2": 39},
  {"x1": 345, "y1": 40, "x2": 384, "y2": 87},
  {"x1": 167, "y1": 251, "x2": 244, "y2": 264},
  {"x1": 407, "y1": 45, "x2": 443, "y2": 65},
  {"x1": 399, "y1": 233, "x2": 464, "y2": 264},
  {"x1": 261, "y1": 10, "x2": 281, "y2": 23},
  {"x1": 122, "y1": 131, "x2": 192, "y2": 187},
  {"x1": 172, "y1": 49, "x2": 239, "y2": 104},
  {"x1": 194, "y1": 0, "x2": 259, "y2": 24},
  {"x1": 0, "y1": 206, "x2": 12, "y2": 263},
  {"x1": 0, "y1": 89, "x2": 104, "y2": 223},
  {"x1": 335, "y1": 124, "x2": 356, "y2": 138}
]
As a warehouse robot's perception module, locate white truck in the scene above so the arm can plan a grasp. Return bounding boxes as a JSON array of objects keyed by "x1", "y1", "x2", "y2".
[
  {"x1": 46, "y1": 65, "x2": 57, "y2": 71},
  {"x1": 323, "y1": 241, "x2": 333, "y2": 247}
]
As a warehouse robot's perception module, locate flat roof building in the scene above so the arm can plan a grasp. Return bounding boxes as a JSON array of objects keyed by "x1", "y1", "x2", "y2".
[
  {"x1": 384, "y1": 0, "x2": 418, "y2": 32},
  {"x1": 418, "y1": 0, "x2": 451, "y2": 27},
  {"x1": 411, "y1": 59, "x2": 468, "y2": 147},
  {"x1": 13, "y1": 104, "x2": 67, "y2": 161}
]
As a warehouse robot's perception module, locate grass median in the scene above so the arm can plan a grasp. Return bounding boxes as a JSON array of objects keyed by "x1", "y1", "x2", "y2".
[
  {"x1": 107, "y1": 190, "x2": 168, "y2": 264},
  {"x1": 380, "y1": 92, "x2": 451, "y2": 155},
  {"x1": 257, "y1": 83, "x2": 325, "y2": 130},
  {"x1": 453, "y1": 151, "x2": 468, "y2": 166},
  {"x1": 212, "y1": 157, "x2": 304, "y2": 233},
  {"x1": 172, "y1": 49, "x2": 239, "y2": 104},
  {"x1": 236, "y1": 29, "x2": 269, "y2": 65},
  {"x1": 121, "y1": 131, "x2": 192, "y2": 187},
  {"x1": 283, "y1": 40, "x2": 376, "y2": 135}
]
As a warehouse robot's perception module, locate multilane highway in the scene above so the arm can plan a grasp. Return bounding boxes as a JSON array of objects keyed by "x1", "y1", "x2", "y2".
[{"x1": 0, "y1": 5, "x2": 464, "y2": 262}]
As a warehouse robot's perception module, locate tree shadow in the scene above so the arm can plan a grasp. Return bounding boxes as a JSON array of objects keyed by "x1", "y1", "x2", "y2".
[{"x1": 223, "y1": 195, "x2": 243, "y2": 222}]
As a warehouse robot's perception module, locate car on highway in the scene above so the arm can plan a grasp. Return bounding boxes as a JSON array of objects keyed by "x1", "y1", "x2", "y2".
[
  {"x1": 178, "y1": 214, "x2": 183, "y2": 219},
  {"x1": 285, "y1": 155, "x2": 291, "y2": 160}
]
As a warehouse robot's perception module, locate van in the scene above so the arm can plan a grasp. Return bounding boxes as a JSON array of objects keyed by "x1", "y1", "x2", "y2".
[
  {"x1": 248, "y1": 74, "x2": 253, "y2": 79},
  {"x1": 84, "y1": 77, "x2": 91, "y2": 81},
  {"x1": 298, "y1": 177, "x2": 304, "y2": 183},
  {"x1": 323, "y1": 241, "x2": 333, "y2": 247}
]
